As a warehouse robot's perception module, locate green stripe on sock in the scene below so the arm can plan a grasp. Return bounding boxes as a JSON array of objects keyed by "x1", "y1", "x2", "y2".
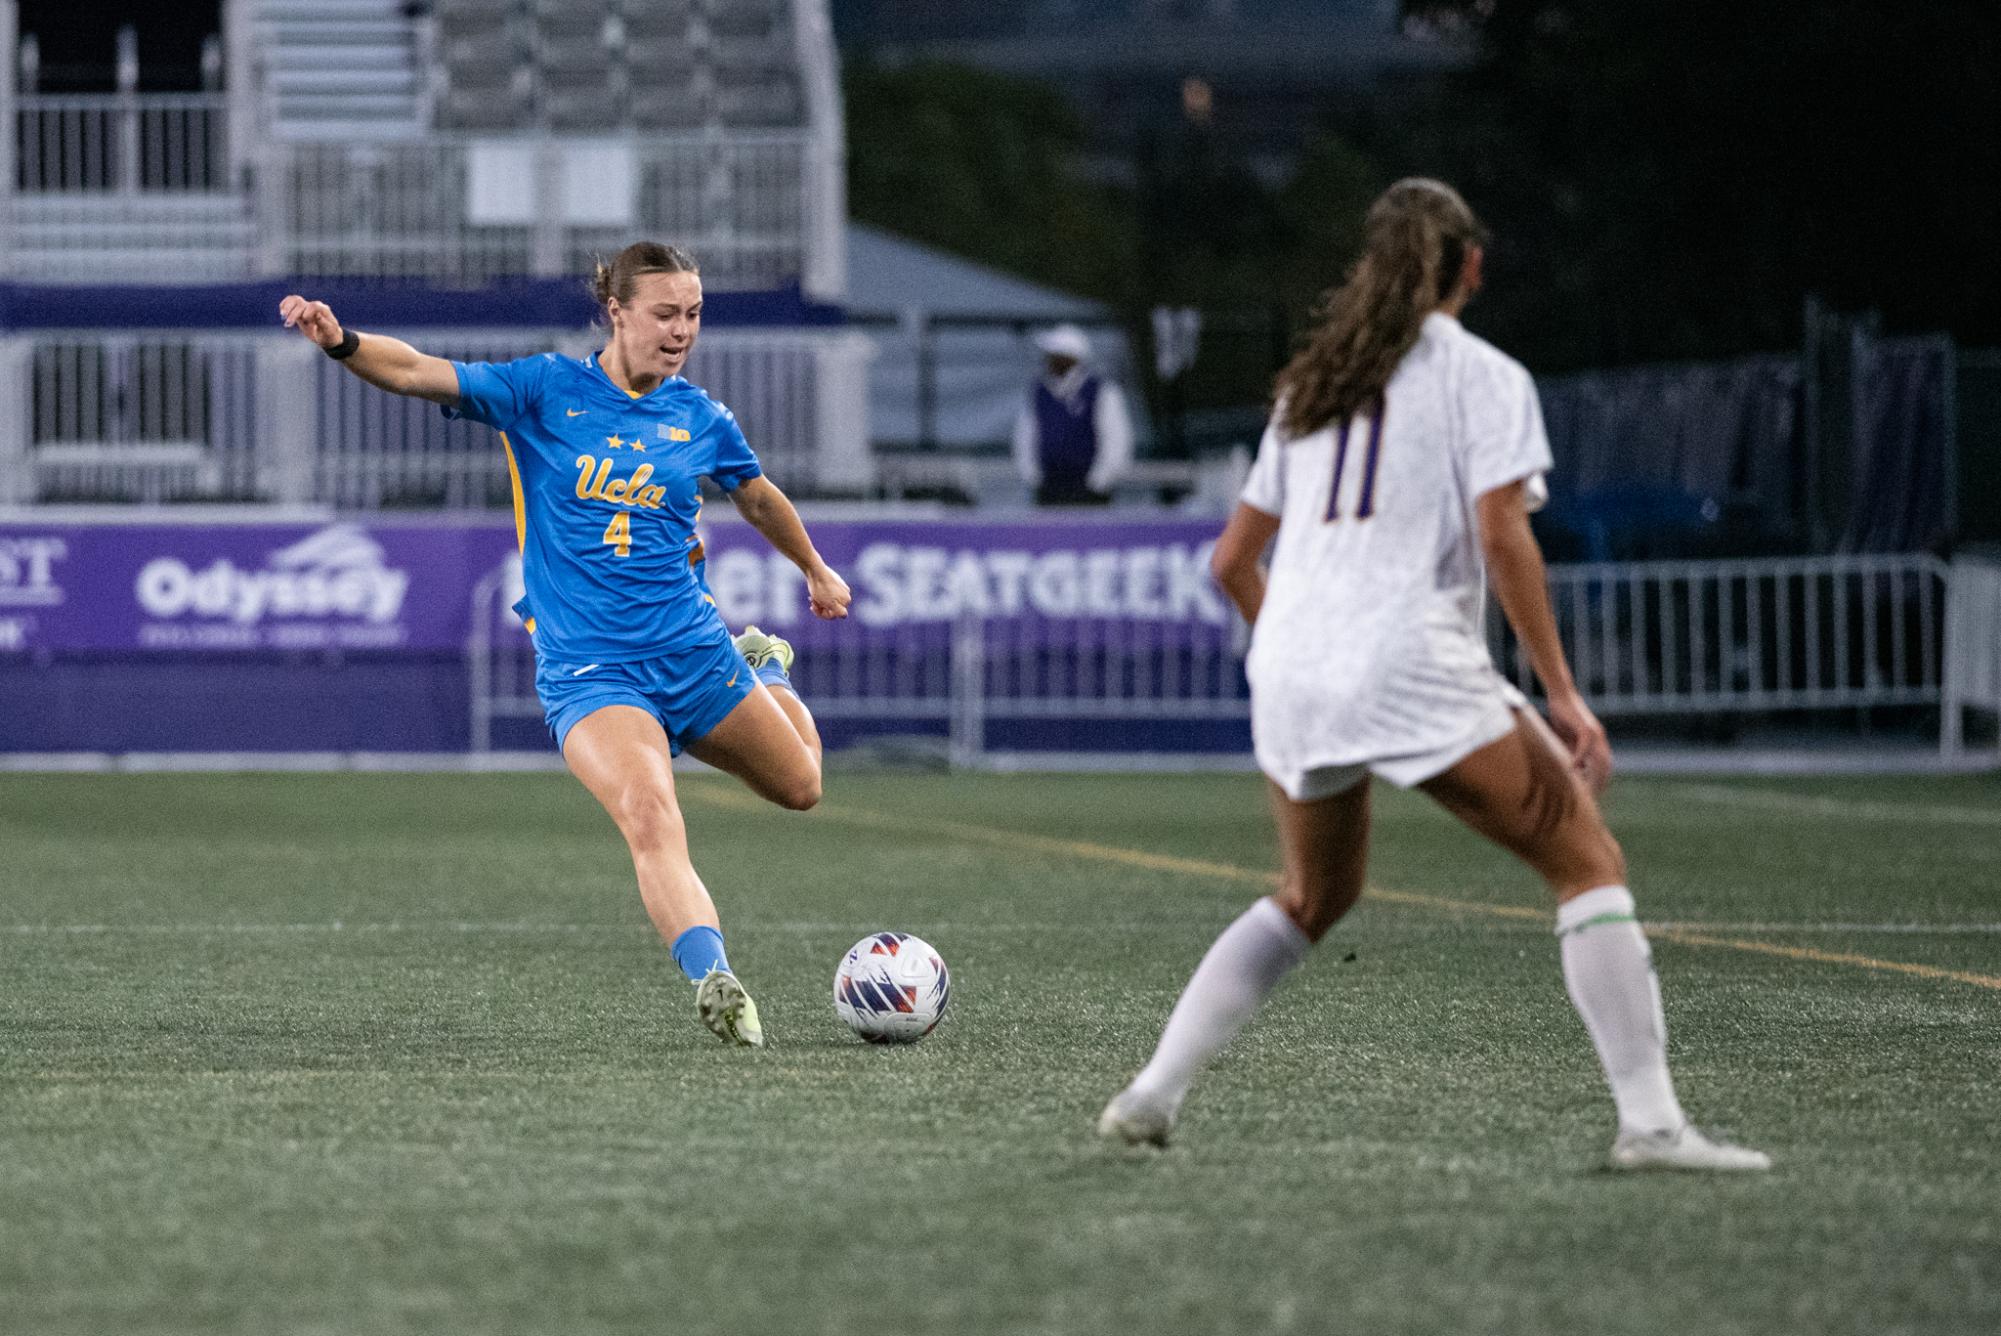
[{"x1": 1560, "y1": 911, "x2": 1639, "y2": 936}]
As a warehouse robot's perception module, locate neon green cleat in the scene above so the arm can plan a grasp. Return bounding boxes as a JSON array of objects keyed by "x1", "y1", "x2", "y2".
[
  {"x1": 732, "y1": 625, "x2": 795, "y2": 675},
  {"x1": 695, "y1": 969, "x2": 765, "y2": 1048}
]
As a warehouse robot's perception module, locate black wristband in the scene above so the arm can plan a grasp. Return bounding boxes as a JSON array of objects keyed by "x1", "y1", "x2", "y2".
[{"x1": 326, "y1": 328, "x2": 361, "y2": 360}]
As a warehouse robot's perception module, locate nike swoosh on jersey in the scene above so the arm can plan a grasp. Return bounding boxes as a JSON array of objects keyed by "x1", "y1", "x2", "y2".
[
  {"x1": 570, "y1": 663, "x2": 602, "y2": 676},
  {"x1": 565, "y1": 408, "x2": 588, "y2": 417}
]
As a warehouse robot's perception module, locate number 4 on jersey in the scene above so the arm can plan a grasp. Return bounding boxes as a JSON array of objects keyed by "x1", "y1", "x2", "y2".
[
  {"x1": 603, "y1": 511, "x2": 632, "y2": 557},
  {"x1": 1325, "y1": 403, "x2": 1386, "y2": 523}
]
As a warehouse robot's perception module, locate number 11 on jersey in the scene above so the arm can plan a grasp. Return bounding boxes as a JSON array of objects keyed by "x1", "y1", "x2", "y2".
[
  {"x1": 603, "y1": 511, "x2": 632, "y2": 557},
  {"x1": 1325, "y1": 404, "x2": 1386, "y2": 524}
]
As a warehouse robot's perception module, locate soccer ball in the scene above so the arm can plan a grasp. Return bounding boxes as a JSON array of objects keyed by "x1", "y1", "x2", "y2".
[{"x1": 833, "y1": 932, "x2": 950, "y2": 1044}]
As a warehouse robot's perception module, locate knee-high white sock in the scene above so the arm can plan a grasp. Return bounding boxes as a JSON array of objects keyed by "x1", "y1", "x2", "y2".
[
  {"x1": 1128, "y1": 896, "x2": 1311, "y2": 1108},
  {"x1": 1557, "y1": 885, "x2": 1686, "y2": 1135}
]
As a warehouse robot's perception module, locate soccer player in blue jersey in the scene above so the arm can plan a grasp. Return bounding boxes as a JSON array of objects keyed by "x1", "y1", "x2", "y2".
[{"x1": 278, "y1": 242, "x2": 851, "y2": 1048}]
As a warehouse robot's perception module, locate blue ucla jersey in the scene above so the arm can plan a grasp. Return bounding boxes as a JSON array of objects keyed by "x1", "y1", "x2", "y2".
[{"x1": 444, "y1": 351, "x2": 761, "y2": 661}]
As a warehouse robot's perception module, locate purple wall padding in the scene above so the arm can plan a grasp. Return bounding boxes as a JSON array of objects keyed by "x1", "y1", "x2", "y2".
[{"x1": 0, "y1": 654, "x2": 479, "y2": 753}]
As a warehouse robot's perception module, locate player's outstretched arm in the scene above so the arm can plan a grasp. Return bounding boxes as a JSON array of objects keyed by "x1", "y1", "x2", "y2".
[
  {"x1": 277, "y1": 295, "x2": 461, "y2": 405},
  {"x1": 729, "y1": 476, "x2": 851, "y2": 620},
  {"x1": 1476, "y1": 481, "x2": 1612, "y2": 792}
]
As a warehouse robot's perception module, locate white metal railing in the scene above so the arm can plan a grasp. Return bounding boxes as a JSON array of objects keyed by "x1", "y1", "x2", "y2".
[
  {"x1": 0, "y1": 326, "x2": 866, "y2": 505},
  {"x1": 469, "y1": 552, "x2": 1986, "y2": 762},
  {"x1": 1490, "y1": 554, "x2": 1950, "y2": 716},
  {"x1": 14, "y1": 93, "x2": 230, "y2": 193},
  {"x1": 312, "y1": 328, "x2": 857, "y2": 507},
  {"x1": 469, "y1": 563, "x2": 532, "y2": 755},
  {"x1": 1943, "y1": 555, "x2": 2001, "y2": 754},
  {"x1": 11, "y1": 333, "x2": 269, "y2": 503}
]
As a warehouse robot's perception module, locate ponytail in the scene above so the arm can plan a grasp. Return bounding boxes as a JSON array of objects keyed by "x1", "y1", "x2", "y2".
[{"x1": 1275, "y1": 179, "x2": 1487, "y2": 440}]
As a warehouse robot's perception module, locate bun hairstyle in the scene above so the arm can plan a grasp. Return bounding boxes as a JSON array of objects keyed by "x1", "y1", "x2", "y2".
[
  {"x1": 589, "y1": 241, "x2": 700, "y2": 323},
  {"x1": 1274, "y1": 178, "x2": 1488, "y2": 440}
]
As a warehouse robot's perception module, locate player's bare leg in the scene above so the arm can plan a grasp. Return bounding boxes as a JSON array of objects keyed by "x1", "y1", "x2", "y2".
[
  {"x1": 761, "y1": 677, "x2": 822, "y2": 763},
  {"x1": 684, "y1": 685, "x2": 821, "y2": 812},
  {"x1": 690, "y1": 625, "x2": 823, "y2": 792},
  {"x1": 563, "y1": 703, "x2": 762, "y2": 1045},
  {"x1": 1101, "y1": 778, "x2": 1370, "y2": 1147},
  {"x1": 1267, "y1": 776, "x2": 1373, "y2": 940},
  {"x1": 1421, "y1": 712, "x2": 1767, "y2": 1170},
  {"x1": 1419, "y1": 708, "x2": 1623, "y2": 900},
  {"x1": 564, "y1": 705, "x2": 719, "y2": 938}
]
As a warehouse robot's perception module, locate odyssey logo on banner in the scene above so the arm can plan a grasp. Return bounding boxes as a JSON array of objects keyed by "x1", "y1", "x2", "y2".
[{"x1": 134, "y1": 525, "x2": 414, "y2": 650}]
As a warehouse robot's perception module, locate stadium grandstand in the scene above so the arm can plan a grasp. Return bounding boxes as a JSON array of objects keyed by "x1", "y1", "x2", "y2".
[{"x1": 0, "y1": 0, "x2": 862, "y2": 500}]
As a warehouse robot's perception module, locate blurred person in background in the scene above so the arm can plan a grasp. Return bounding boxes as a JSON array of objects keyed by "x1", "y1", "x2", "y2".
[
  {"x1": 279, "y1": 242, "x2": 851, "y2": 1050},
  {"x1": 1011, "y1": 324, "x2": 1133, "y2": 506}
]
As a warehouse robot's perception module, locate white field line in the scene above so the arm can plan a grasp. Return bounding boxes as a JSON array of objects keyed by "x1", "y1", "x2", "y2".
[{"x1": 1651, "y1": 781, "x2": 2001, "y2": 827}]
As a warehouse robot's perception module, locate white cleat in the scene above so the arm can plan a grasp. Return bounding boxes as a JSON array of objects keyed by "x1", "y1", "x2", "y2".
[
  {"x1": 1610, "y1": 1124, "x2": 1771, "y2": 1173},
  {"x1": 1097, "y1": 1088, "x2": 1176, "y2": 1148},
  {"x1": 695, "y1": 969, "x2": 765, "y2": 1048}
]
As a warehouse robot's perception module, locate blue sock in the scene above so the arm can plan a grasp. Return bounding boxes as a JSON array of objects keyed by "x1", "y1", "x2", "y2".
[
  {"x1": 670, "y1": 925, "x2": 730, "y2": 982},
  {"x1": 753, "y1": 660, "x2": 792, "y2": 692}
]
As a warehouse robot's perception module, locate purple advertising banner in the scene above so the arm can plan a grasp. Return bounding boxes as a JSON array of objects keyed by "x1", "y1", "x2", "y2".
[{"x1": 0, "y1": 516, "x2": 1229, "y2": 654}]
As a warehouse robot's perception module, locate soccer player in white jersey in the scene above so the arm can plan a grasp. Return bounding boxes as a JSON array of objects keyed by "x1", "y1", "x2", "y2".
[{"x1": 1099, "y1": 179, "x2": 1769, "y2": 1172}]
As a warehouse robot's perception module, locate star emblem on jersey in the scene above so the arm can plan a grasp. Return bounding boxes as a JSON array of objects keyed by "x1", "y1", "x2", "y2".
[
  {"x1": 627, "y1": 440, "x2": 647, "y2": 452},
  {"x1": 605, "y1": 434, "x2": 625, "y2": 450}
]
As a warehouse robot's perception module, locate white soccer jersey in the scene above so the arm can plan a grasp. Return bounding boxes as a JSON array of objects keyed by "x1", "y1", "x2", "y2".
[{"x1": 1240, "y1": 311, "x2": 1552, "y2": 782}]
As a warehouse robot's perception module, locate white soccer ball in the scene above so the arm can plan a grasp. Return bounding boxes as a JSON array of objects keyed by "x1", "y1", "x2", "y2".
[{"x1": 833, "y1": 932, "x2": 951, "y2": 1044}]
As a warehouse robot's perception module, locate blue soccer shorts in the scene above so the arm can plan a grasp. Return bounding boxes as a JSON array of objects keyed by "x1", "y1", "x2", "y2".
[{"x1": 535, "y1": 632, "x2": 756, "y2": 756}]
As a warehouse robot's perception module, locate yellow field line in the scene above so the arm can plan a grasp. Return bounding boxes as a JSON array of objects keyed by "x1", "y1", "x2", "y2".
[
  {"x1": 679, "y1": 782, "x2": 2001, "y2": 992},
  {"x1": 1643, "y1": 928, "x2": 2001, "y2": 992}
]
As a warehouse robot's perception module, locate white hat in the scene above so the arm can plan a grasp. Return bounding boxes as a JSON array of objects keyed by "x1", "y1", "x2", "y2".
[{"x1": 1033, "y1": 324, "x2": 1092, "y2": 361}]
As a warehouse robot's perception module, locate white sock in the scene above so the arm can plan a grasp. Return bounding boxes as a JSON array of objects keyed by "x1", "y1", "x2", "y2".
[
  {"x1": 1556, "y1": 885, "x2": 1687, "y2": 1135},
  {"x1": 1128, "y1": 896, "x2": 1311, "y2": 1109}
]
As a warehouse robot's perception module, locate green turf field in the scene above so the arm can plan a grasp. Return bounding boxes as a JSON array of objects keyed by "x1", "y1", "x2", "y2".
[{"x1": 2, "y1": 768, "x2": 1997, "y2": 1335}]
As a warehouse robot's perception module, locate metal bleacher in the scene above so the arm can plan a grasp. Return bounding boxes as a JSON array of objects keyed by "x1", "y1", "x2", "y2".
[
  {"x1": 430, "y1": 0, "x2": 805, "y2": 134},
  {"x1": 259, "y1": 0, "x2": 428, "y2": 140},
  {"x1": 0, "y1": 0, "x2": 863, "y2": 506},
  {"x1": 0, "y1": 0, "x2": 844, "y2": 289}
]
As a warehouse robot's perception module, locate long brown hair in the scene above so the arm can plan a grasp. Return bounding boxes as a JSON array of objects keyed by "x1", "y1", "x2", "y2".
[
  {"x1": 1274, "y1": 178, "x2": 1488, "y2": 440},
  {"x1": 589, "y1": 241, "x2": 700, "y2": 323}
]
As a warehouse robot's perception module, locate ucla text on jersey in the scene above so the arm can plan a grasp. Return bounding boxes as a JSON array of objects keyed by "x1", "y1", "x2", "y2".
[{"x1": 445, "y1": 352, "x2": 760, "y2": 661}]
